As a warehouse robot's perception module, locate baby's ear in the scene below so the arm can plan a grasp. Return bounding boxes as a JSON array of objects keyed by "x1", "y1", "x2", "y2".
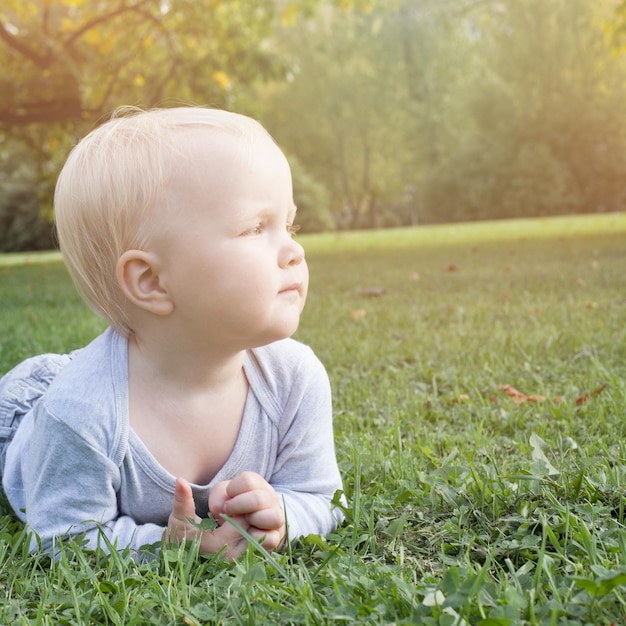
[{"x1": 116, "y1": 250, "x2": 174, "y2": 316}]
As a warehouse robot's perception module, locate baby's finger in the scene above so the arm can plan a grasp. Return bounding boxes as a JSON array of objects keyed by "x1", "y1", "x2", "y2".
[
  {"x1": 171, "y1": 478, "x2": 197, "y2": 521},
  {"x1": 247, "y1": 527, "x2": 284, "y2": 551},
  {"x1": 224, "y1": 488, "x2": 277, "y2": 517},
  {"x1": 166, "y1": 478, "x2": 200, "y2": 543},
  {"x1": 244, "y1": 506, "x2": 285, "y2": 531},
  {"x1": 225, "y1": 471, "x2": 267, "y2": 498},
  {"x1": 208, "y1": 480, "x2": 231, "y2": 524}
]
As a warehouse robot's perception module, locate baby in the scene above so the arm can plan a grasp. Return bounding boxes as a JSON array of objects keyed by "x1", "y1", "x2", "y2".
[{"x1": 0, "y1": 106, "x2": 343, "y2": 559}]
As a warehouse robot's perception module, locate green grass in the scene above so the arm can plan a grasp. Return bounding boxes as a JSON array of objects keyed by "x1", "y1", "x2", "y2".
[{"x1": 1, "y1": 213, "x2": 626, "y2": 624}]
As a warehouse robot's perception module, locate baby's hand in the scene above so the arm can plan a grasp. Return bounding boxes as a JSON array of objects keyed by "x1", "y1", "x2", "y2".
[
  {"x1": 165, "y1": 477, "x2": 248, "y2": 560},
  {"x1": 210, "y1": 471, "x2": 286, "y2": 552}
]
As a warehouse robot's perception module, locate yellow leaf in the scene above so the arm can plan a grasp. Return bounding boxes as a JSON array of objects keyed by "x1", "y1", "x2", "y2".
[
  {"x1": 280, "y1": 3, "x2": 298, "y2": 26},
  {"x1": 98, "y1": 38, "x2": 115, "y2": 55},
  {"x1": 134, "y1": 73, "x2": 145, "y2": 87},
  {"x1": 60, "y1": 17, "x2": 75, "y2": 33},
  {"x1": 212, "y1": 70, "x2": 231, "y2": 90},
  {"x1": 85, "y1": 29, "x2": 102, "y2": 45}
]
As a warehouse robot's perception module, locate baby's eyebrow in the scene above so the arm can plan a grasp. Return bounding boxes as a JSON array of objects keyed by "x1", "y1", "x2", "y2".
[{"x1": 235, "y1": 204, "x2": 298, "y2": 224}]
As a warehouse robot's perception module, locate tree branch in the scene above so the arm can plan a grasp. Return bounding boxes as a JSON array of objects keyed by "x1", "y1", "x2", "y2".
[
  {"x1": 0, "y1": 22, "x2": 49, "y2": 69},
  {"x1": 63, "y1": 0, "x2": 153, "y2": 49},
  {"x1": 0, "y1": 100, "x2": 82, "y2": 125}
]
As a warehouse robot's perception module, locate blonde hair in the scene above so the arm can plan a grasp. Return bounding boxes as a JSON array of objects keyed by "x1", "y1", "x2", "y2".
[{"x1": 54, "y1": 106, "x2": 272, "y2": 337}]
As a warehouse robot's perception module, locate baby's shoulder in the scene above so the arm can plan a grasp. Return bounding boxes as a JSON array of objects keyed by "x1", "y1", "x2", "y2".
[
  {"x1": 46, "y1": 329, "x2": 122, "y2": 402},
  {"x1": 245, "y1": 339, "x2": 331, "y2": 431},
  {"x1": 247, "y1": 338, "x2": 325, "y2": 383},
  {"x1": 245, "y1": 338, "x2": 329, "y2": 413},
  {"x1": 35, "y1": 330, "x2": 128, "y2": 458},
  {"x1": 0, "y1": 353, "x2": 71, "y2": 425}
]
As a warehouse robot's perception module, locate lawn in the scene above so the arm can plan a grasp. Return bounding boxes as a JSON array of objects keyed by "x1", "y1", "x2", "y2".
[{"x1": 1, "y1": 213, "x2": 626, "y2": 624}]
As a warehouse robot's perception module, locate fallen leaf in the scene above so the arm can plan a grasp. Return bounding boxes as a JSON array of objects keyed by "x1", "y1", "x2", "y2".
[
  {"x1": 575, "y1": 384, "x2": 606, "y2": 405},
  {"x1": 498, "y1": 384, "x2": 525, "y2": 401},
  {"x1": 445, "y1": 264, "x2": 459, "y2": 272},
  {"x1": 409, "y1": 272, "x2": 420, "y2": 281},
  {"x1": 351, "y1": 308, "x2": 367, "y2": 320},
  {"x1": 498, "y1": 384, "x2": 545, "y2": 404},
  {"x1": 527, "y1": 394, "x2": 546, "y2": 402}
]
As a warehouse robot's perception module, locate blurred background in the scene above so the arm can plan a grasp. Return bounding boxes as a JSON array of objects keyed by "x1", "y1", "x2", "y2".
[{"x1": 1, "y1": 0, "x2": 626, "y2": 251}]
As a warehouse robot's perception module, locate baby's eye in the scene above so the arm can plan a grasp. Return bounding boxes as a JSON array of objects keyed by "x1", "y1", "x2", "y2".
[
  {"x1": 241, "y1": 224, "x2": 264, "y2": 236},
  {"x1": 287, "y1": 223, "x2": 301, "y2": 237}
]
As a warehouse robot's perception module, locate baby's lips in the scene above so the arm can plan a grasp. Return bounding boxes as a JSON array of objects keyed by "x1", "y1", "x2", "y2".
[{"x1": 280, "y1": 281, "x2": 303, "y2": 293}]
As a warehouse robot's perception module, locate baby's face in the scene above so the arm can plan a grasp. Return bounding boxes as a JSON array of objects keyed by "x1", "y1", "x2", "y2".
[{"x1": 149, "y1": 129, "x2": 309, "y2": 352}]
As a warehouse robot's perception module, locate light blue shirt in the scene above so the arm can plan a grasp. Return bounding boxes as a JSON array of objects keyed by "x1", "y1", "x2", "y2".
[{"x1": 0, "y1": 328, "x2": 343, "y2": 554}]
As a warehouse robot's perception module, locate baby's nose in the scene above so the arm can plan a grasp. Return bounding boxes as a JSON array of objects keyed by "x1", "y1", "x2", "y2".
[{"x1": 279, "y1": 238, "x2": 305, "y2": 267}]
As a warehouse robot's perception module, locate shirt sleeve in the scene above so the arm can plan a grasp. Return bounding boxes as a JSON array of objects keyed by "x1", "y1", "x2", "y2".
[
  {"x1": 19, "y1": 401, "x2": 164, "y2": 555},
  {"x1": 267, "y1": 347, "x2": 344, "y2": 540}
]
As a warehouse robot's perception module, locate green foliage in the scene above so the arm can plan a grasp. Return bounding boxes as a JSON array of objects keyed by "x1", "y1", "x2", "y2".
[
  {"x1": 0, "y1": 0, "x2": 331, "y2": 250},
  {"x1": 287, "y1": 152, "x2": 335, "y2": 233},
  {"x1": 3, "y1": 0, "x2": 626, "y2": 248},
  {"x1": 423, "y1": 140, "x2": 582, "y2": 222},
  {"x1": 0, "y1": 0, "x2": 293, "y2": 127},
  {"x1": 264, "y1": 0, "x2": 626, "y2": 226},
  {"x1": 416, "y1": 0, "x2": 626, "y2": 223},
  {"x1": 264, "y1": 0, "x2": 420, "y2": 229},
  {"x1": 1, "y1": 214, "x2": 626, "y2": 622},
  {"x1": 0, "y1": 137, "x2": 58, "y2": 252},
  {"x1": 0, "y1": 181, "x2": 55, "y2": 252}
]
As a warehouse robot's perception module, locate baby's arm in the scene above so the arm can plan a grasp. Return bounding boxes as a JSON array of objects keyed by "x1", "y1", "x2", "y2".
[
  {"x1": 13, "y1": 414, "x2": 165, "y2": 554},
  {"x1": 256, "y1": 345, "x2": 344, "y2": 541}
]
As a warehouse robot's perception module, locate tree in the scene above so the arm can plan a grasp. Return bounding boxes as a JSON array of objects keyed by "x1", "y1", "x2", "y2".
[
  {"x1": 0, "y1": 139, "x2": 55, "y2": 252},
  {"x1": 287, "y1": 153, "x2": 335, "y2": 233},
  {"x1": 266, "y1": 0, "x2": 626, "y2": 226},
  {"x1": 0, "y1": 0, "x2": 332, "y2": 248},
  {"x1": 419, "y1": 0, "x2": 626, "y2": 221},
  {"x1": 262, "y1": 0, "x2": 477, "y2": 228},
  {"x1": 263, "y1": 2, "x2": 420, "y2": 229},
  {"x1": 0, "y1": 0, "x2": 288, "y2": 129}
]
